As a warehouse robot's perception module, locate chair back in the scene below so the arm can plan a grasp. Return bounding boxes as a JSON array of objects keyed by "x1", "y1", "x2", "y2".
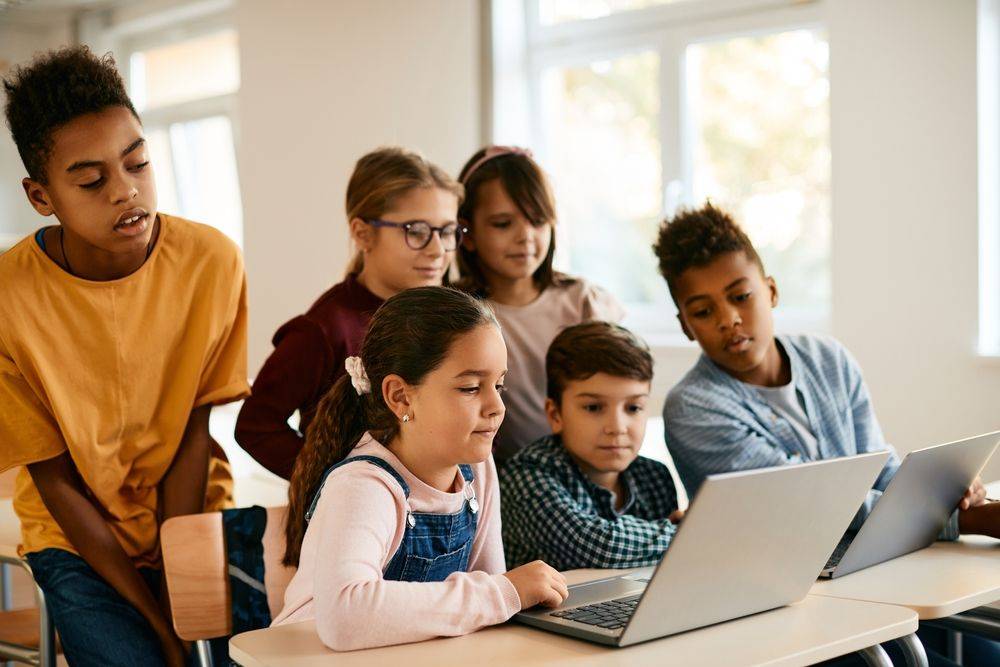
[{"x1": 161, "y1": 506, "x2": 294, "y2": 641}]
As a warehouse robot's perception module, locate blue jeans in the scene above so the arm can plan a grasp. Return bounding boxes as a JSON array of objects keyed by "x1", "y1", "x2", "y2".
[
  {"x1": 919, "y1": 625, "x2": 1000, "y2": 667},
  {"x1": 26, "y1": 548, "x2": 167, "y2": 667}
]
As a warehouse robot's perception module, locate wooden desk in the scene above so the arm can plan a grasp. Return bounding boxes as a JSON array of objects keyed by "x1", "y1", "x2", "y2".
[
  {"x1": 231, "y1": 570, "x2": 917, "y2": 667},
  {"x1": 810, "y1": 536, "x2": 1000, "y2": 620}
]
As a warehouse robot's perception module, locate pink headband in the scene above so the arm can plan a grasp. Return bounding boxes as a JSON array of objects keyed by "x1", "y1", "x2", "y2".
[{"x1": 460, "y1": 145, "x2": 534, "y2": 183}]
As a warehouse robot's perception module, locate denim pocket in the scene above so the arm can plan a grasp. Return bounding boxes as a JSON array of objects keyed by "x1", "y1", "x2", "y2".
[{"x1": 398, "y1": 543, "x2": 471, "y2": 582}]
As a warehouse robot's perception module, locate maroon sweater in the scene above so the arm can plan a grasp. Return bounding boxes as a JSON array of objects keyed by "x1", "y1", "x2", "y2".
[{"x1": 235, "y1": 274, "x2": 383, "y2": 479}]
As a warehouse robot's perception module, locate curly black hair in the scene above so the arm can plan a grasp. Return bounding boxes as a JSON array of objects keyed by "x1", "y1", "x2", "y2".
[
  {"x1": 3, "y1": 45, "x2": 138, "y2": 183},
  {"x1": 652, "y1": 202, "x2": 765, "y2": 305}
]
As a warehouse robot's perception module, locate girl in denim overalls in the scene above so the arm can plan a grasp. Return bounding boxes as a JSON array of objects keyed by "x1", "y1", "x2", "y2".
[{"x1": 273, "y1": 287, "x2": 568, "y2": 650}]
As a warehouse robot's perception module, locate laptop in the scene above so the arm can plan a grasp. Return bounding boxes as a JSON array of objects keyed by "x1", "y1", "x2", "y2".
[
  {"x1": 514, "y1": 451, "x2": 889, "y2": 647},
  {"x1": 821, "y1": 430, "x2": 999, "y2": 579}
]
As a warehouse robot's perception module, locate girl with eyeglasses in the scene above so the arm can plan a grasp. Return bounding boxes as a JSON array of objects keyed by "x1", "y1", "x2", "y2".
[
  {"x1": 455, "y1": 146, "x2": 625, "y2": 464},
  {"x1": 235, "y1": 147, "x2": 464, "y2": 479}
]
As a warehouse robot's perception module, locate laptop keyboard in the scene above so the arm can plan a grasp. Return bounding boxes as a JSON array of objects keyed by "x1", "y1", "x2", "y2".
[
  {"x1": 824, "y1": 532, "x2": 856, "y2": 571},
  {"x1": 548, "y1": 594, "x2": 642, "y2": 630}
]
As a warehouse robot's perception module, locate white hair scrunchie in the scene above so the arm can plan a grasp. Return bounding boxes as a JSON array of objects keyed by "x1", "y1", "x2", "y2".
[{"x1": 344, "y1": 356, "x2": 371, "y2": 395}]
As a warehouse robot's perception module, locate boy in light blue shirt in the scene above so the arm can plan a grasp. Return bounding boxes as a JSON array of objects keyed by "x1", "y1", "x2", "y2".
[
  {"x1": 654, "y1": 202, "x2": 998, "y2": 665},
  {"x1": 654, "y1": 203, "x2": 995, "y2": 536}
]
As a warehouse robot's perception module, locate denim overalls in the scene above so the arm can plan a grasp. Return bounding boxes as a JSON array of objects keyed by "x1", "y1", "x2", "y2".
[{"x1": 305, "y1": 455, "x2": 480, "y2": 582}]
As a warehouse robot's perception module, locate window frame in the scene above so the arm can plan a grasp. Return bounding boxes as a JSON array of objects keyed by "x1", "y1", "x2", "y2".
[{"x1": 495, "y1": 0, "x2": 829, "y2": 346}]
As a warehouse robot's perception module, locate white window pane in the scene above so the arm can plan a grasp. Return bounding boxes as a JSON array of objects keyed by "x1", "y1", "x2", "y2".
[
  {"x1": 540, "y1": 0, "x2": 686, "y2": 25},
  {"x1": 145, "y1": 128, "x2": 179, "y2": 215},
  {"x1": 688, "y1": 29, "x2": 831, "y2": 322},
  {"x1": 542, "y1": 50, "x2": 662, "y2": 304},
  {"x1": 168, "y1": 116, "x2": 243, "y2": 246},
  {"x1": 130, "y1": 29, "x2": 239, "y2": 111}
]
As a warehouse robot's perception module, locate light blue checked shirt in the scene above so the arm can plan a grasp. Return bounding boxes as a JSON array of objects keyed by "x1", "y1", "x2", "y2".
[{"x1": 663, "y1": 334, "x2": 959, "y2": 539}]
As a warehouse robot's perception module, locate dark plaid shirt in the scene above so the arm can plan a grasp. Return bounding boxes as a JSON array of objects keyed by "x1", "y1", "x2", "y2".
[{"x1": 499, "y1": 435, "x2": 680, "y2": 570}]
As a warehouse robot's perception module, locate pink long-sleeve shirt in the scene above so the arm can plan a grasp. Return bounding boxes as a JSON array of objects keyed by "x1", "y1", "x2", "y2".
[{"x1": 272, "y1": 433, "x2": 522, "y2": 650}]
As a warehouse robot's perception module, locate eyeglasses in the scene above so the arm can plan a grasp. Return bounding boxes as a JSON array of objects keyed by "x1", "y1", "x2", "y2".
[{"x1": 364, "y1": 219, "x2": 467, "y2": 251}]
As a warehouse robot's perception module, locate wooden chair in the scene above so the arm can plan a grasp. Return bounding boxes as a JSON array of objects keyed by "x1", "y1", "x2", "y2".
[
  {"x1": 161, "y1": 506, "x2": 295, "y2": 667},
  {"x1": 0, "y1": 468, "x2": 57, "y2": 667}
]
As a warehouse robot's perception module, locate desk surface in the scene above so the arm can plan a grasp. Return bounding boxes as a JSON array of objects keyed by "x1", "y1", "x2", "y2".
[
  {"x1": 231, "y1": 570, "x2": 917, "y2": 667},
  {"x1": 810, "y1": 534, "x2": 1000, "y2": 619}
]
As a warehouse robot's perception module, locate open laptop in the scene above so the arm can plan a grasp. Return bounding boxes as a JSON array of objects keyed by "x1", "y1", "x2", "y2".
[
  {"x1": 514, "y1": 451, "x2": 889, "y2": 647},
  {"x1": 821, "y1": 430, "x2": 999, "y2": 579}
]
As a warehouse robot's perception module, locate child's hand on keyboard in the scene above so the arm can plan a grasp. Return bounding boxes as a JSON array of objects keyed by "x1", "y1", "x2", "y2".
[{"x1": 504, "y1": 561, "x2": 569, "y2": 609}]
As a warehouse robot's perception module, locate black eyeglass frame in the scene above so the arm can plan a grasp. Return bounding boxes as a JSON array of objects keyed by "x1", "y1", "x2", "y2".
[{"x1": 364, "y1": 218, "x2": 468, "y2": 251}]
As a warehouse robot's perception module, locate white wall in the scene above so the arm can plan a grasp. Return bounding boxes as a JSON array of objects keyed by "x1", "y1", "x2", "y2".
[
  {"x1": 0, "y1": 18, "x2": 74, "y2": 246},
  {"x1": 826, "y1": 0, "x2": 1000, "y2": 481},
  {"x1": 236, "y1": 0, "x2": 483, "y2": 369}
]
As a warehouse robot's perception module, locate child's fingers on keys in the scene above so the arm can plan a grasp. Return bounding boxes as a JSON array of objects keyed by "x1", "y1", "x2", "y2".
[
  {"x1": 960, "y1": 485, "x2": 984, "y2": 510},
  {"x1": 540, "y1": 585, "x2": 565, "y2": 608},
  {"x1": 551, "y1": 573, "x2": 569, "y2": 601},
  {"x1": 971, "y1": 482, "x2": 988, "y2": 506}
]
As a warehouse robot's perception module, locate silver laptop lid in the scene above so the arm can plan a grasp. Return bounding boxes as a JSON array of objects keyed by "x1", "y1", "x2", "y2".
[
  {"x1": 830, "y1": 430, "x2": 999, "y2": 578},
  {"x1": 619, "y1": 451, "x2": 889, "y2": 647}
]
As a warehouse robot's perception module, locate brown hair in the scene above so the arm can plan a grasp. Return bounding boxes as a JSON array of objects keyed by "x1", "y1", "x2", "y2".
[
  {"x1": 652, "y1": 202, "x2": 765, "y2": 306},
  {"x1": 345, "y1": 147, "x2": 464, "y2": 275},
  {"x1": 546, "y1": 321, "x2": 653, "y2": 406},
  {"x1": 455, "y1": 147, "x2": 572, "y2": 296},
  {"x1": 283, "y1": 286, "x2": 499, "y2": 566}
]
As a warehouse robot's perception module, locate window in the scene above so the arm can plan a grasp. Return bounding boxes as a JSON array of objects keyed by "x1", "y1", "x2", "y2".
[
  {"x1": 687, "y1": 30, "x2": 830, "y2": 328},
  {"x1": 496, "y1": 0, "x2": 829, "y2": 343},
  {"x1": 541, "y1": 50, "x2": 662, "y2": 304},
  {"x1": 122, "y1": 22, "x2": 243, "y2": 246}
]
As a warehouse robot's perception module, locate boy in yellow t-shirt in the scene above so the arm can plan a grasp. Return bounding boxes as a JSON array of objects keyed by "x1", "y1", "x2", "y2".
[{"x1": 0, "y1": 47, "x2": 249, "y2": 666}]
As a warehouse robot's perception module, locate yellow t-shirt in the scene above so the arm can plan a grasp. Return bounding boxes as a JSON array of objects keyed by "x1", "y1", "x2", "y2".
[{"x1": 0, "y1": 214, "x2": 250, "y2": 565}]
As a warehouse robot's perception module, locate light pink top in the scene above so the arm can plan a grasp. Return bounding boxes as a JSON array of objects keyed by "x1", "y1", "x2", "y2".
[
  {"x1": 272, "y1": 433, "x2": 521, "y2": 651},
  {"x1": 490, "y1": 278, "x2": 625, "y2": 463}
]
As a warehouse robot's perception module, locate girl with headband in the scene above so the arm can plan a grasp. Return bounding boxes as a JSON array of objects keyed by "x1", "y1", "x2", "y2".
[{"x1": 456, "y1": 146, "x2": 625, "y2": 464}]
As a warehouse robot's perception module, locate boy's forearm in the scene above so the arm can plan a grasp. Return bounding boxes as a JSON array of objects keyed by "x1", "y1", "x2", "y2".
[
  {"x1": 27, "y1": 453, "x2": 172, "y2": 637},
  {"x1": 160, "y1": 405, "x2": 212, "y2": 521},
  {"x1": 958, "y1": 501, "x2": 1000, "y2": 538}
]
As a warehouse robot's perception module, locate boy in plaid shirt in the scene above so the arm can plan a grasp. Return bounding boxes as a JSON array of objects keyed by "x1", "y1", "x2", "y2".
[{"x1": 499, "y1": 321, "x2": 682, "y2": 570}]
